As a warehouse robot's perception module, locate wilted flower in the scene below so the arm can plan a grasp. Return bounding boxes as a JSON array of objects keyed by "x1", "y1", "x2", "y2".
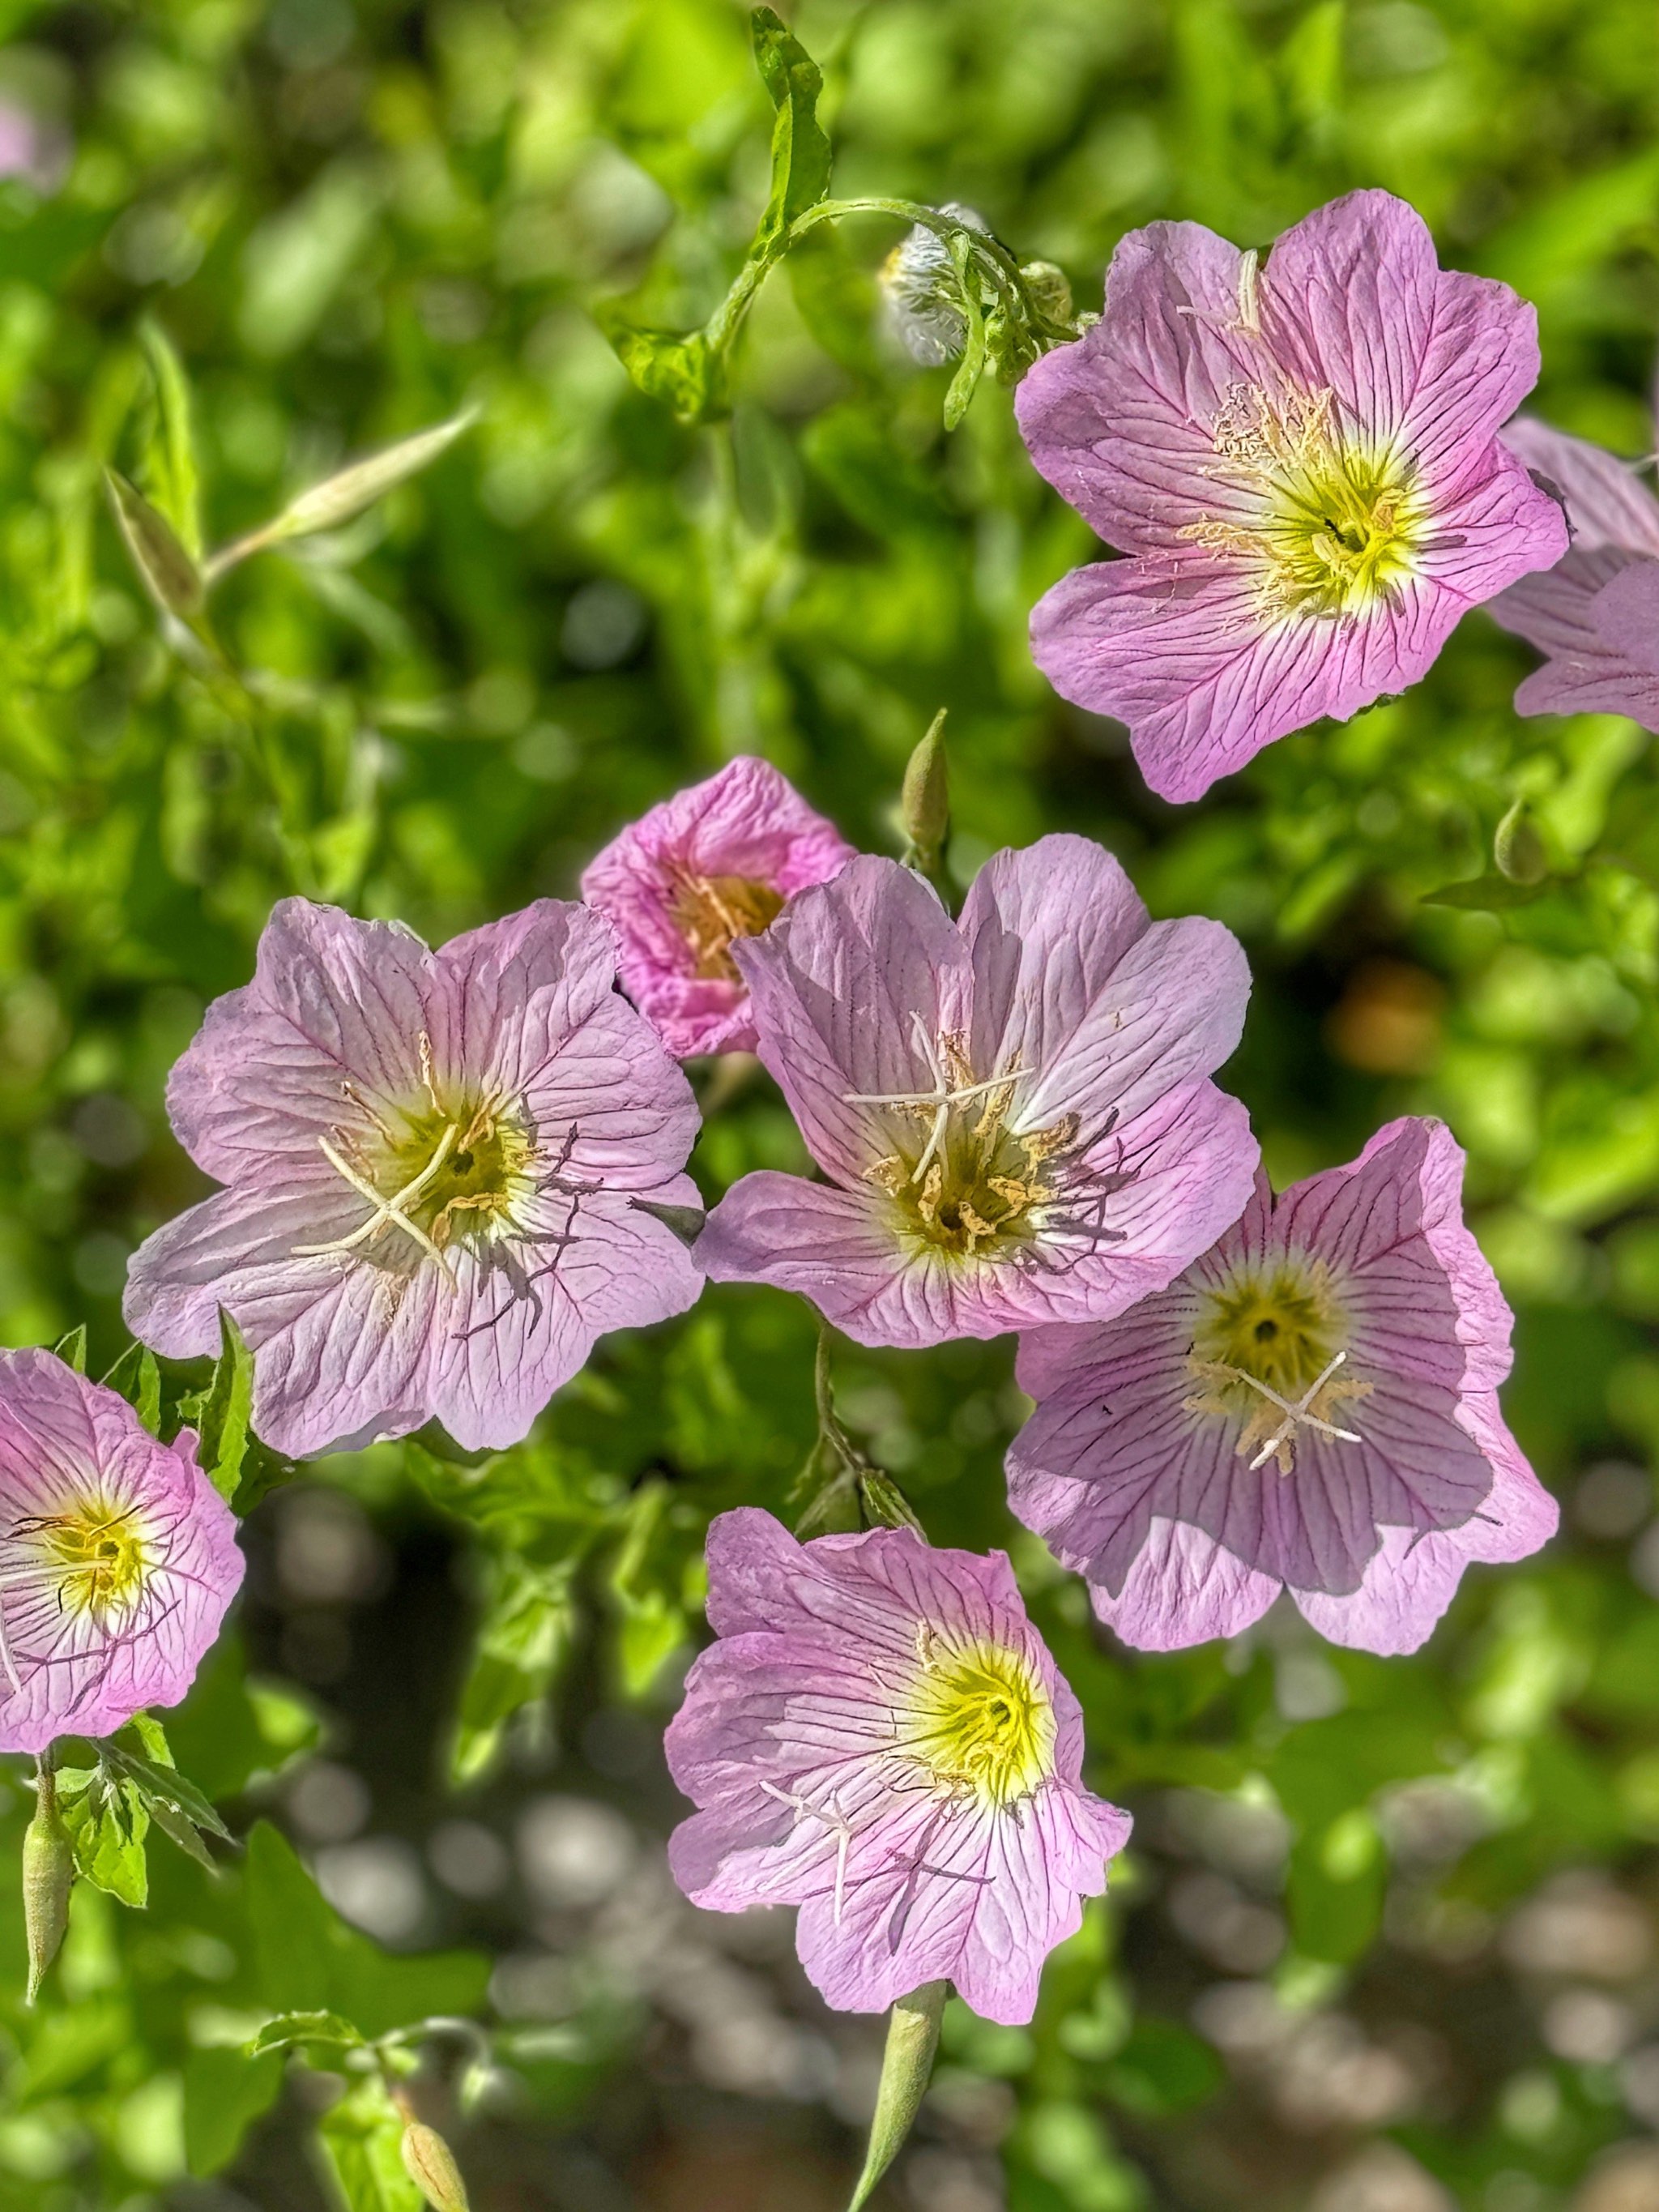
[
  {"x1": 1016, "y1": 190, "x2": 1567, "y2": 801},
  {"x1": 1007, "y1": 1118, "x2": 1558, "y2": 1655},
  {"x1": 667, "y1": 1508, "x2": 1132, "y2": 2025},
  {"x1": 125, "y1": 899, "x2": 702, "y2": 1457},
  {"x1": 581, "y1": 757, "x2": 855, "y2": 1059},
  {"x1": 1489, "y1": 414, "x2": 1659, "y2": 728},
  {"x1": 0, "y1": 1350, "x2": 243, "y2": 1753},
  {"x1": 880, "y1": 203, "x2": 989, "y2": 366},
  {"x1": 696, "y1": 836, "x2": 1256, "y2": 1346}
]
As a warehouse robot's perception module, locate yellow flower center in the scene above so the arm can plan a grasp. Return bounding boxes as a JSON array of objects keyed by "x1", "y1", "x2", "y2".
[
  {"x1": 666, "y1": 867, "x2": 784, "y2": 982},
  {"x1": 28, "y1": 1497, "x2": 151, "y2": 1624},
  {"x1": 898, "y1": 1633, "x2": 1055, "y2": 1809},
  {"x1": 1185, "y1": 382, "x2": 1426, "y2": 621},
  {"x1": 851, "y1": 1022, "x2": 1079, "y2": 1262},
  {"x1": 1184, "y1": 1260, "x2": 1372, "y2": 1474}
]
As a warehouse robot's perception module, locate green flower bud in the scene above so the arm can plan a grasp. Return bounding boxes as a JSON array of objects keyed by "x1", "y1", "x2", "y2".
[
  {"x1": 400, "y1": 2120, "x2": 471, "y2": 2212},
  {"x1": 901, "y1": 709, "x2": 950, "y2": 876},
  {"x1": 1019, "y1": 258, "x2": 1074, "y2": 325},
  {"x1": 23, "y1": 1769, "x2": 74, "y2": 2006},
  {"x1": 1494, "y1": 797, "x2": 1548, "y2": 886}
]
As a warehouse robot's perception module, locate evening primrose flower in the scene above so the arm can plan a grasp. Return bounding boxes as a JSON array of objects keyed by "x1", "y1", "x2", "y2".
[
  {"x1": 0, "y1": 1351, "x2": 242, "y2": 1753},
  {"x1": 1016, "y1": 190, "x2": 1567, "y2": 801},
  {"x1": 667, "y1": 1508, "x2": 1131, "y2": 2024},
  {"x1": 1006, "y1": 1119, "x2": 1558, "y2": 1655},
  {"x1": 125, "y1": 898, "x2": 702, "y2": 1458},
  {"x1": 1489, "y1": 414, "x2": 1659, "y2": 728},
  {"x1": 695, "y1": 836, "x2": 1256, "y2": 1346},
  {"x1": 581, "y1": 757, "x2": 855, "y2": 1059}
]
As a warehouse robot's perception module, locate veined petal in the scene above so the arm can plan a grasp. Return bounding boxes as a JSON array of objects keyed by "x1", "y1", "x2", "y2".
[{"x1": 1501, "y1": 418, "x2": 1659, "y2": 555}]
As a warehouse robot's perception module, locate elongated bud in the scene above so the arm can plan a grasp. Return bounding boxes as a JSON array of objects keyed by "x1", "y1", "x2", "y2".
[
  {"x1": 1495, "y1": 797, "x2": 1548, "y2": 886},
  {"x1": 106, "y1": 470, "x2": 206, "y2": 624},
  {"x1": 23, "y1": 1764, "x2": 73, "y2": 2005},
  {"x1": 400, "y1": 2120, "x2": 471, "y2": 2212},
  {"x1": 847, "y1": 1979, "x2": 947, "y2": 2211},
  {"x1": 1019, "y1": 258, "x2": 1073, "y2": 325},
  {"x1": 901, "y1": 710, "x2": 949, "y2": 878}
]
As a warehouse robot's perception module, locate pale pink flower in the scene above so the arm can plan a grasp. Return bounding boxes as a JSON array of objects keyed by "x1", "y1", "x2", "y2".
[
  {"x1": 1007, "y1": 1119, "x2": 1557, "y2": 1655},
  {"x1": 1017, "y1": 190, "x2": 1567, "y2": 801},
  {"x1": 0, "y1": 1351, "x2": 242, "y2": 1753},
  {"x1": 667, "y1": 1508, "x2": 1131, "y2": 2025},
  {"x1": 582, "y1": 757, "x2": 855, "y2": 1058},
  {"x1": 1489, "y1": 413, "x2": 1659, "y2": 728},
  {"x1": 696, "y1": 836, "x2": 1256, "y2": 1347},
  {"x1": 125, "y1": 898, "x2": 702, "y2": 1458}
]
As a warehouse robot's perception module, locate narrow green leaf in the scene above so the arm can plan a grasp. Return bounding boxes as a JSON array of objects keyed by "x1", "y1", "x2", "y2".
[
  {"x1": 100, "y1": 1740, "x2": 234, "y2": 1845},
  {"x1": 941, "y1": 241, "x2": 987, "y2": 429},
  {"x1": 100, "y1": 1341, "x2": 161, "y2": 1435},
  {"x1": 207, "y1": 410, "x2": 477, "y2": 578},
  {"x1": 53, "y1": 1326, "x2": 87, "y2": 1375},
  {"x1": 1421, "y1": 872, "x2": 1550, "y2": 911},
  {"x1": 129, "y1": 1711, "x2": 173, "y2": 1766},
  {"x1": 752, "y1": 6, "x2": 833, "y2": 255},
  {"x1": 248, "y1": 2008, "x2": 366, "y2": 2058},
  {"x1": 198, "y1": 1306, "x2": 254, "y2": 1503},
  {"x1": 106, "y1": 468, "x2": 206, "y2": 622},
  {"x1": 139, "y1": 317, "x2": 203, "y2": 558},
  {"x1": 450, "y1": 1554, "x2": 576, "y2": 1786}
]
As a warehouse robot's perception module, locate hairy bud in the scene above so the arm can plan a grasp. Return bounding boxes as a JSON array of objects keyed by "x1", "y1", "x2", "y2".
[
  {"x1": 880, "y1": 205, "x2": 987, "y2": 366},
  {"x1": 400, "y1": 2120, "x2": 471, "y2": 2212},
  {"x1": 23, "y1": 1766, "x2": 73, "y2": 2005}
]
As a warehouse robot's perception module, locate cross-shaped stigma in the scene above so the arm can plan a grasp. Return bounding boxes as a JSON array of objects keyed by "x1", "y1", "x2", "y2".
[
  {"x1": 761, "y1": 1779, "x2": 855, "y2": 1925},
  {"x1": 295, "y1": 1124, "x2": 460, "y2": 1286},
  {"x1": 1230, "y1": 1348, "x2": 1362, "y2": 1471},
  {"x1": 843, "y1": 1011, "x2": 1021, "y2": 1185}
]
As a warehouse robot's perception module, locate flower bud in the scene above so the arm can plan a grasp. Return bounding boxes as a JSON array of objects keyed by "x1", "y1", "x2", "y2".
[
  {"x1": 1494, "y1": 797, "x2": 1548, "y2": 886},
  {"x1": 23, "y1": 1770, "x2": 73, "y2": 2005},
  {"x1": 880, "y1": 205, "x2": 987, "y2": 366},
  {"x1": 400, "y1": 2120, "x2": 471, "y2": 2212},
  {"x1": 1019, "y1": 258, "x2": 1073, "y2": 326},
  {"x1": 901, "y1": 709, "x2": 949, "y2": 875}
]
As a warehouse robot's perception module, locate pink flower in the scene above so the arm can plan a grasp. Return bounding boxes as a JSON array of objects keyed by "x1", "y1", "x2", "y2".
[
  {"x1": 1017, "y1": 190, "x2": 1567, "y2": 801},
  {"x1": 1007, "y1": 1119, "x2": 1558, "y2": 1656},
  {"x1": 125, "y1": 899, "x2": 702, "y2": 1458},
  {"x1": 0, "y1": 1351, "x2": 243, "y2": 1753},
  {"x1": 696, "y1": 836, "x2": 1256, "y2": 1347},
  {"x1": 667, "y1": 1509, "x2": 1131, "y2": 2025},
  {"x1": 1489, "y1": 415, "x2": 1659, "y2": 728},
  {"x1": 581, "y1": 758, "x2": 855, "y2": 1058}
]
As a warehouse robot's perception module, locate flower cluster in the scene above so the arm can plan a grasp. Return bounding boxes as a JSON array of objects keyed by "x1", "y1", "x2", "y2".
[{"x1": 23, "y1": 183, "x2": 1581, "y2": 2046}]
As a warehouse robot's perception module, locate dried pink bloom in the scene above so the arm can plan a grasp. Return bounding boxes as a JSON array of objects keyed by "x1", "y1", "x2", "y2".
[
  {"x1": 125, "y1": 899, "x2": 702, "y2": 1458},
  {"x1": 1489, "y1": 415, "x2": 1659, "y2": 728},
  {"x1": 0, "y1": 1351, "x2": 242, "y2": 1753},
  {"x1": 696, "y1": 837, "x2": 1256, "y2": 1347},
  {"x1": 1017, "y1": 190, "x2": 1567, "y2": 801},
  {"x1": 582, "y1": 758, "x2": 855, "y2": 1058},
  {"x1": 667, "y1": 1508, "x2": 1131, "y2": 2025},
  {"x1": 1007, "y1": 1119, "x2": 1557, "y2": 1655}
]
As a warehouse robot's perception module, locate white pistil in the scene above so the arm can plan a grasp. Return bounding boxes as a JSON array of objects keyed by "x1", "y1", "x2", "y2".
[
  {"x1": 1234, "y1": 1349, "x2": 1362, "y2": 1470},
  {"x1": 295, "y1": 1122, "x2": 460, "y2": 1284},
  {"x1": 843, "y1": 1011, "x2": 1021, "y2": 1185},
  {"x1": 761, "y1": 1779, "x2": 854, "y2": 1925}
]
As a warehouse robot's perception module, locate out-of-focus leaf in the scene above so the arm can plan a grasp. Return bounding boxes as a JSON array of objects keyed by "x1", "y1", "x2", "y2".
[
  {"x1": 248, "y1": 2009, "x2": 366, "y2": 2057},
  {"x1": 1104, "y1": 2018, "x2": 1225, "y2": 2116},
  {"x1": 1286, "y1": 1808, "x2": 1388, "y2": 1963},
  {"x1": 183, "y1": 2045, "x2": 284, "y2": 2177},
  {"x1": 198, "y1": 1307, "x2": 255, "y2": 1503},
  {"x1": 449, "y1": 1553, "x2": 577, "y2": 1785},
  {"x1": 139, "y1": 318, "x2": 203, "y2": 560},
  {"x1": 597, "y1": 314, "x2": 716, "y2": 425},
  {"x1": 1422, "y1": 872, "x2": 1551, "y2": 910},
  {"x1": 317, "y1": 2076, "x2": 424, "y2": 2212}
]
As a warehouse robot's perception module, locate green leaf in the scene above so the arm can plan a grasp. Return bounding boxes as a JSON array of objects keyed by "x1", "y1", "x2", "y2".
[
  {"x1": 598, "y1": 314, "x2": 717, "y2": 425},
  {"x1": 207, "y1": 409, "x2": 477, "y2": 579},
  {"x1": 139, "y1": 317, "x2": 203, "y2": 560},
  {"x1": 449, "y1": 1553, "x2": 576, "y2": 1785},
  {"x1": 53, "y1": 1326, "x2": 87, "y2": 1375},
  {"x1": 100, "y1": 1739, "x2": 234, "y2": 1848},
  {"x1": 317, "y1": 2076, "x2": 424, "y2": 2212},
  {"x1": 751, "y1": 6, "x2": 833, "y2": 255},
  {"x1": 198, "y1": 1306, "x2": 255, "y2": 1503},
  {"x1": 183, "y1": 2046, "x2": 284, "y2": 2177},
  {"x1": 106, "y1": 468, "x2": 206, "y2": 623},
  {"x1": 248, "y1": 2009, "x2": 366, "y2": 2058},
  {"x1": 100, "y1": 1341, "x2": 161, "y2": 1434},
  {"x1": 1104, "y1": 2018, "x2": 1224, "y2": 2116},
  {"x1": 941, "y1": 239, "x2": 987, "y2": 430},
  {"x1": 56, "y1": 1766, "x2": 149, "y2": 1907},
  {"x1": 1421, "y1": 871, "x2": 1550, "y2": 911},
  {"x1": 1286, "y1": 1809, "x2": 1388, "y2": 1964}
]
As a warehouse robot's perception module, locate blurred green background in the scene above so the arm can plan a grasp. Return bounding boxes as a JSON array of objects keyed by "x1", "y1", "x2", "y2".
[{"x1": 1, "y1": 0, "x2": 1659, "y2": 2206}]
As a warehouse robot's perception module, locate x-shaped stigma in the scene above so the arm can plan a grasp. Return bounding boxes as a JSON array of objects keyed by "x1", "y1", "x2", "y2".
[
  {"x1": 296, "y1": 1123, "x2": 460, "y2": 1286},
  {"x1": 844, "y1": 1011, "x2": 1022, "y2": 1185},
  {"x1": 1227, "y1": 1348, "x2": 1363, "y2": 1471}
]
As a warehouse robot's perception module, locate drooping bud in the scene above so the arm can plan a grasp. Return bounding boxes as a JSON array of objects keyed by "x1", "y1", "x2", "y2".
[
  {"x1": 1018, "y1": 259, "x2": 1074, "y2": 326},
  {"x1": 400, "y1": 2120, "x2": 471, "y2": 2212},
  {"x1": 879, "y1": 205, "x2": 987, "y2": 366},
  {"x1": 847, "y1": 1979, "x2": 948, "y2": 2210},
  {"x1": 1494, "y1": 797, "x2": 1549, "y2": 886},
  {"x1": 900, "y1": 709, "x2": 949, "y2": 878},
  {"x1": 106, "y1": 470, "x2": 206, "y2": 626},
  {"x1": 23, "y1": 1762, "x2": 74, "y2": 2006}
]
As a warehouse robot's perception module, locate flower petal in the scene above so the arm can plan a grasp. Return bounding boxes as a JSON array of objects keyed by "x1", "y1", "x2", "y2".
[{"x1": 1501, "y1": 419, "x2": 1659, "y2": 555}]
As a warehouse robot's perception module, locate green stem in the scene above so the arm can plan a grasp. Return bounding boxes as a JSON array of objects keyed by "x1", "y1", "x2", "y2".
[{"x1": 847, "y1": 1980, "x2": 948, "y2": 2210}]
